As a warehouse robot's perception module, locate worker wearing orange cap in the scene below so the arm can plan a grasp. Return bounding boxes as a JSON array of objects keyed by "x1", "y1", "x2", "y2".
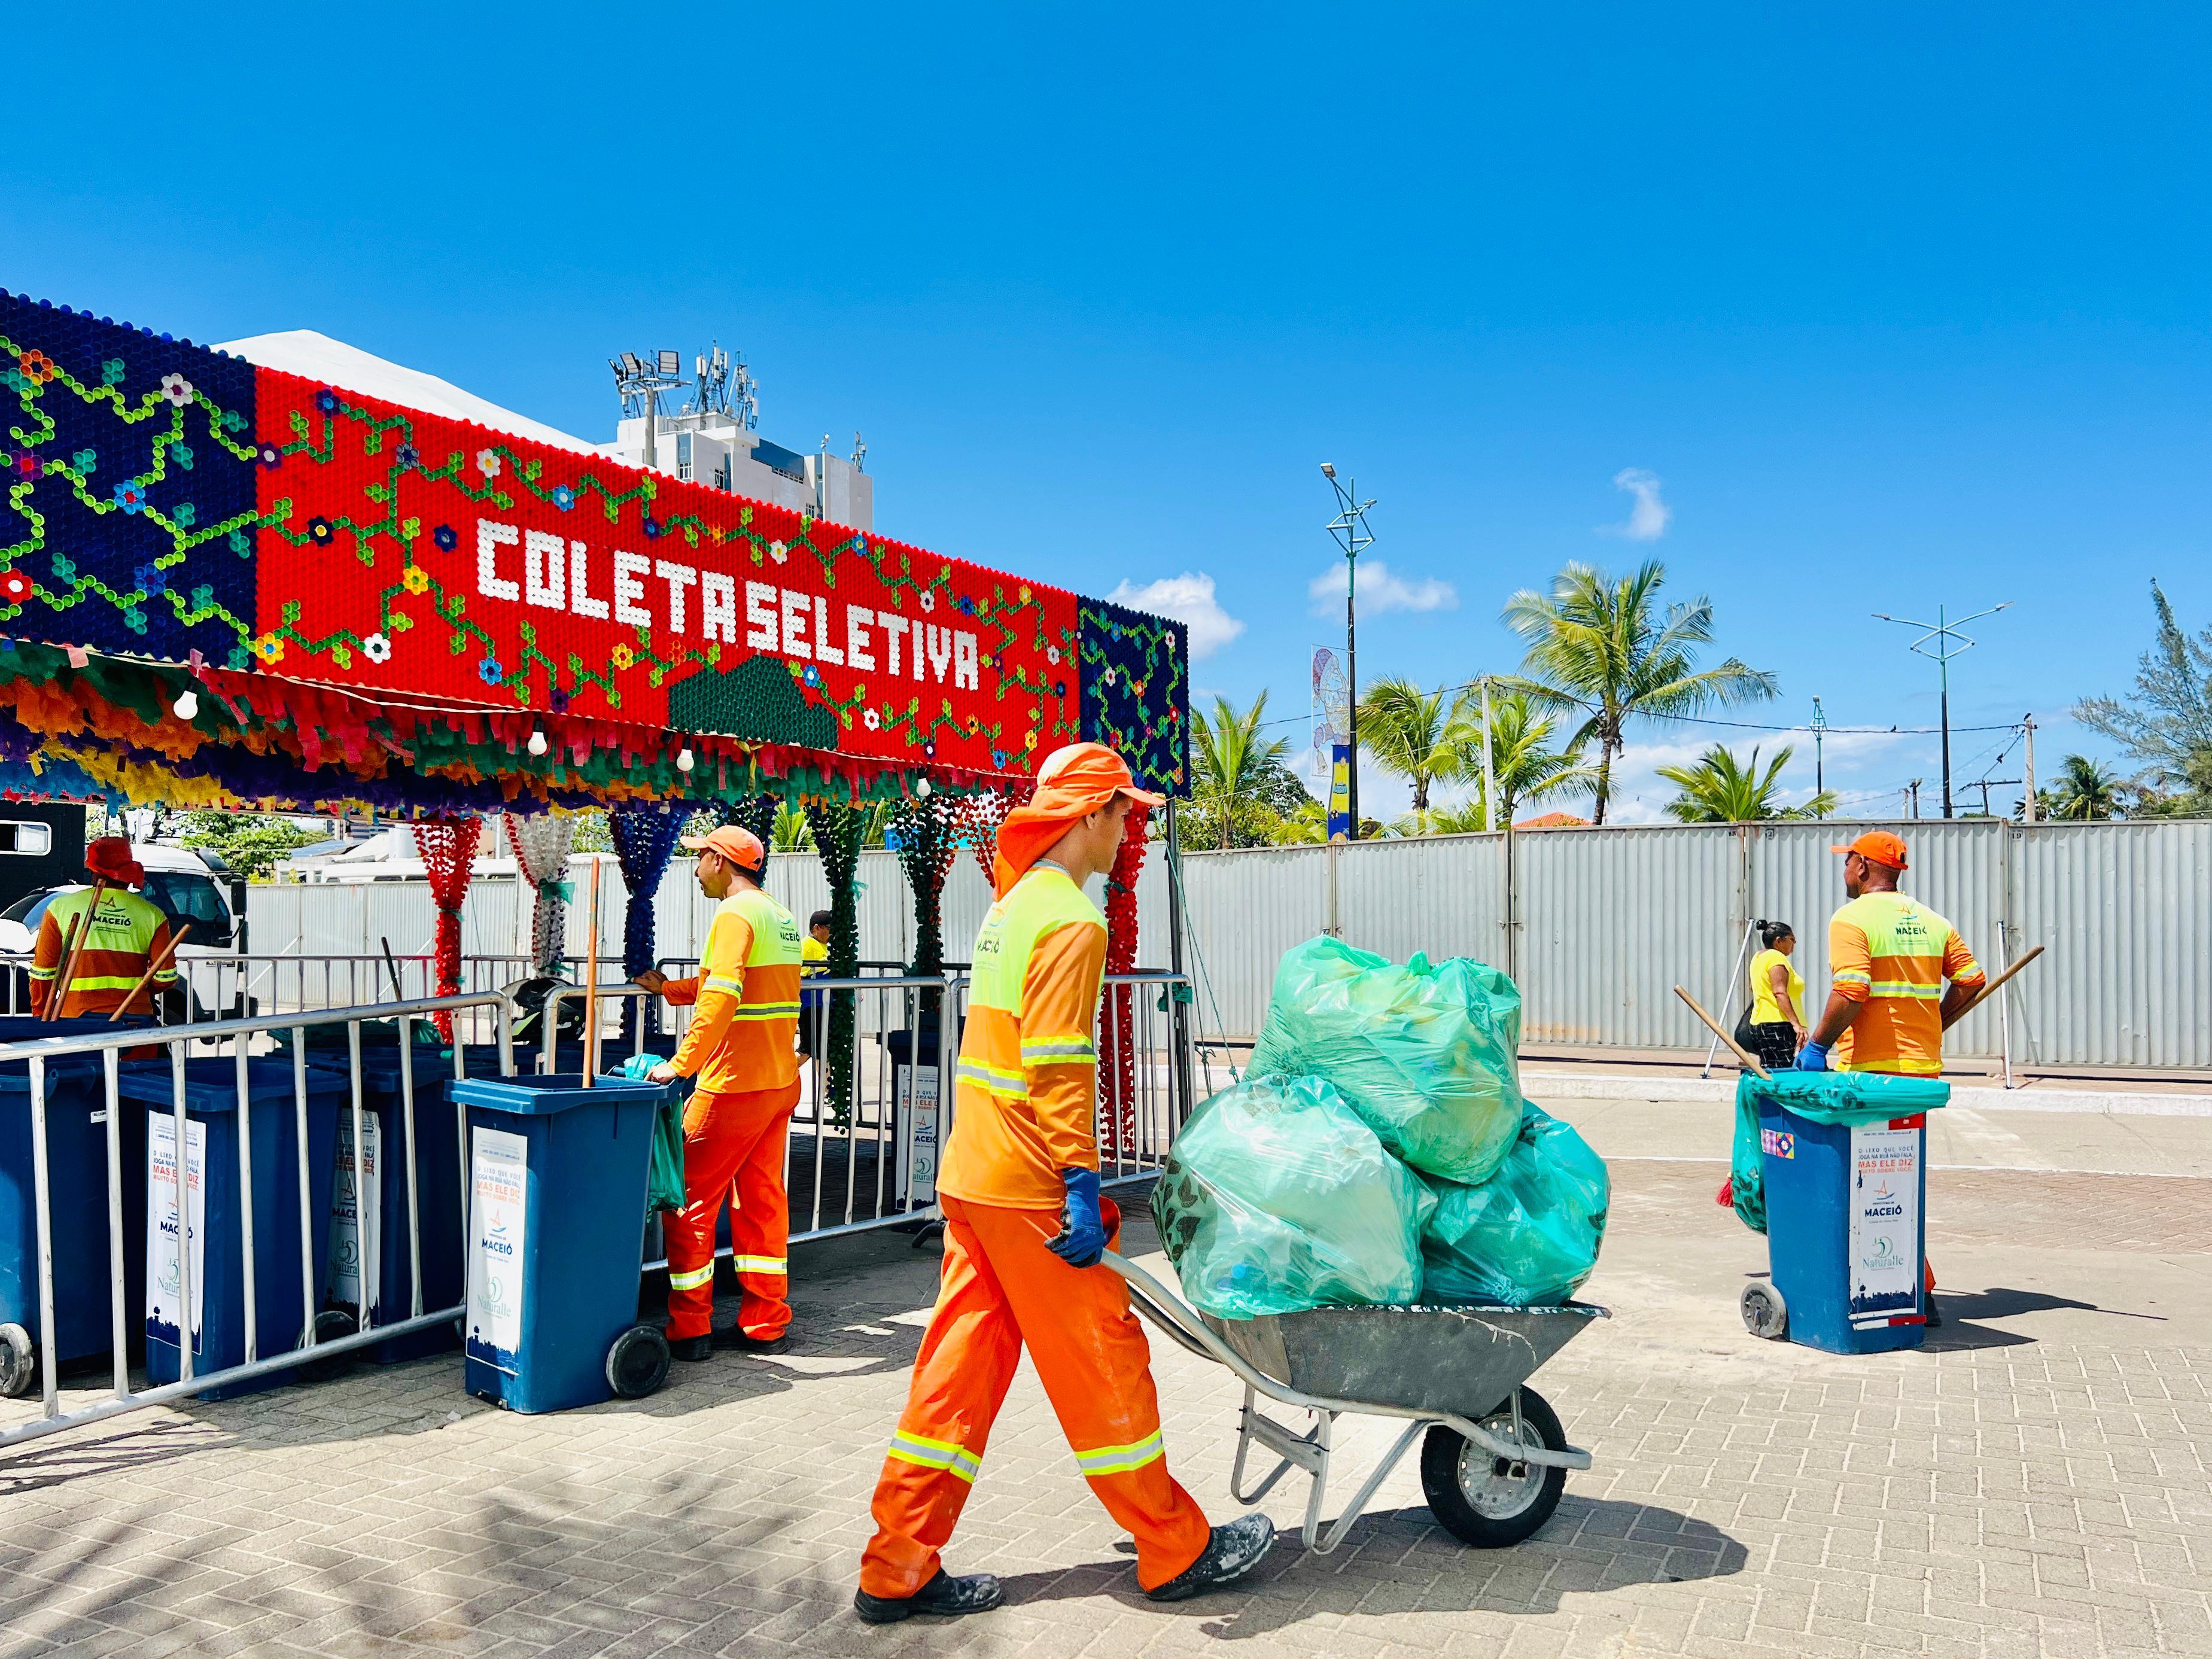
[
  {"x1": 1799, "y1": 830, "x2": 1986, "y2": 1323},
  {"x1": 30, "y1": 837, "x2": 179, "y2": 1020},
  {"x1": 854, "y1": 742, "x2": 1274, "y2": 1627},
  {"x1": 635, "y1": 824, "x2": 805, "y2": 1360}
]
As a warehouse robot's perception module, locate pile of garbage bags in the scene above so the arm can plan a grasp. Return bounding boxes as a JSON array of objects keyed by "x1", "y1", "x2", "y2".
[{"x1": 1154, "y1": 936, "x2": 1609, "y2": 1319}]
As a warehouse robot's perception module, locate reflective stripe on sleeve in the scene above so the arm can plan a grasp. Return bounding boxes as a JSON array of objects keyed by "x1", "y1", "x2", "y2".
[
  {"x1": 705, "y1": 975, "x2": 744, "y2": 995},
  {"x1": 1831, "y1": 970, "x2": 1872, "y2": 987},
  {"x1": 729, "y1": 1255, "x2": 787, "y2": 1276},
  {"x1": 887, "y1": 1430, "x2": 981, "y2": 1483},
  {"x1": 1021, "y1": 1035, "x2": 1098, "y2": 1065},
  {"x1": 26, "y1": 966, "x2": 56, "y2": 982},
  {"x1": 1073, "y1": 1431, "x2": 1164, "y2": 1478},
  {"x1": 668, "y1": 1264, "x2": 715, "y2": 1291},
  {"x1": 956, "y1": 1059, "x2": 1027, "y2": 1098}
]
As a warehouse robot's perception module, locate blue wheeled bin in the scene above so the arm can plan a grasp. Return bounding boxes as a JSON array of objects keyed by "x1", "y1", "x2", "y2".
[
  {"x1": 120, "y1": 1058, "x2": 350, "y2": 1400},
  {"x1": 0, "y1": 1017, "x2": 152, "y2": 1395},
  {"x1": 320, "y1": 1042, "x2": 518, "y2": 1363},
  {"x1": 450, "y1": 1071, "x2": 674, "y2": 1413},
  {"x1": 1735, "y1": 1070, "x2": 1950, "y2": 1355}
]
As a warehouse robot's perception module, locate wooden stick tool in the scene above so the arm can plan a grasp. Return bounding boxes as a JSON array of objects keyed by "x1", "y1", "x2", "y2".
[
  {"x1": 1673, "y1": 984, "x2": 1770, "y2": 1079},
  {"x1": 109, "y1": 924, "x2": 190, "y2": 1022},
  {"x1": 1944, "y1": 944, "x2": 2045, "y2": 1028}
]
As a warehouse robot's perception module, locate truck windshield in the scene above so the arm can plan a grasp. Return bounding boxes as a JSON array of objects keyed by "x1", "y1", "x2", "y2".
[{"x1": 140, "y1": 870, "x2": 233, "y2": 947}]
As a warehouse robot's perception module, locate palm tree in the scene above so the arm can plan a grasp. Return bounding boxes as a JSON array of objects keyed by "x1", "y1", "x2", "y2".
[
  {"x1": 1658, "y1": 744, "x2": 1837, "y2": 823},
  {"x1": 2038, "y1": 754, "x2": 2123, "y2": 821},
  {"x1": 1443, "y1": 690, "x2": 1594, "y2": 830},
  {"x1": 1189, "y1": 690, "x2": 1295, "y2": 850},
  {"x1": 1356, "y1": 676, "x2": 1465, "y2": 831},
  {"x1": 1500, "y1": 559, "x2": 1778, "y2": 824},
  {"x1": 771, "y1": 802, "x2": 814, "y2": 851}
]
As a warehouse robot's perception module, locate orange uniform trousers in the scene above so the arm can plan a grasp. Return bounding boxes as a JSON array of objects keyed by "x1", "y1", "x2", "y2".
[
  {"x1": 859, "y1": 1193, "x2": 1212, "y2": 1598},
  {"x1": 663, "y1": 1081, "x2": 801, "y2": 1343}
]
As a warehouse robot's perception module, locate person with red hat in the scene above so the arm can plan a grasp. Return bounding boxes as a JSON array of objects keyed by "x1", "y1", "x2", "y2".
[
  {"x1": 634, "y1": 823, "x2": 805, "y2": 1360},
  {"x1": 853, "y1": 742, "x2": 1274, "y2": 1627},
  {"x1": 29, "y1": 837, "x2": 179, "y2": 1020},
  {"x1": 1799, "y1": 830, "x2": 1986, "y2": 1322}
]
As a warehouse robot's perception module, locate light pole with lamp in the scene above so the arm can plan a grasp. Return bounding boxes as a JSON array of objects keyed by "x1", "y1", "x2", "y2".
[
  {"x1": 1320, "y1": 464, "x2": 1376, "y2": 840},
  {"x1": 1873, "y1": 601, "x2": 2012, "y2": 819},
  {"x1": 1810, "y1": 696, "x2": 1827, "y2": 811}
]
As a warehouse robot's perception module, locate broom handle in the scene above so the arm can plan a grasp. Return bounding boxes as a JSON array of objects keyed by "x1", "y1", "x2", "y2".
[
  {"x1": 47, "y1": 882, "x2": 108, "y2": 1021},
  {"x1": 1674, "y1": 984, "x2": 1770, "y2": 1079},
  {"x1": 109, "y1": 924, "x2": 190, "y2": 1022},
  {"x1": 41, "y1": 912, "x2": 81, "y2": 1021},
  {"x1": 1944, "y1": 944, "x2": 2045, "y2": 1027},
  {"x1": 582, "y1": 857, "x2": 602, "y2": 1085}
]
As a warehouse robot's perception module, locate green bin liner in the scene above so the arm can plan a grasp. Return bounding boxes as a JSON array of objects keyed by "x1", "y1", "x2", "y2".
[
  {"x1": 616, "y1": 1052, "x2": 689, "y2": 1216},
  {"x1": 1151, "y1": 1073, "x2": 1435, "y2": 1319},
  {"x1": 1245, "y1": 936, "x2": 1523, "y2": 1185},
  {"x1": 1420, "y1": 1107, "x2": 1611, "y2": 1307},
  {"x1": 1726, "y1": 1069, "x2": 1951, "y2": 1235}
]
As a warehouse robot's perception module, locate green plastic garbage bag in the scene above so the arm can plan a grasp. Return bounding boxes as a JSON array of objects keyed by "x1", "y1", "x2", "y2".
[
  {"x1": 1245, "y1": 936, "x2": 1523, "y2": 1184},
  {"x1": 616, "y1": 1052, "x2": 688, "y2": 1216},
  {"x1": 1151, "y1": 1073, "x2": 1437, "y2": 1319},
  {"x1": 1726, "y1": 1070, "x2": 1951, "y2": 1235},
  {"x1": 1420, "y1": 1107, "x2": 1610, "y2": 1307}
]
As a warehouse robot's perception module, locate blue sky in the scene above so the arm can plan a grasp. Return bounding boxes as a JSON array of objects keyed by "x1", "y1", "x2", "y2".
[{"x1": 7, "y1": 5, "x2": 2207, "y2": 820}]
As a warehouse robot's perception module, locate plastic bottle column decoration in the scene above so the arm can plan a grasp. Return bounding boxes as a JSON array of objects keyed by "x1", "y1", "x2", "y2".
[
  {"x1": 608, "y1": 802, "x2": 686, "y2": 1042},
  {"x1": 1100, "y1": 800, "x2": 1151, "y2": 1154},
  {"x1": 506, "y1": 813, "x2": 576, "y2": 976},
  {"x1": 802, "y1": 799, "x2": 868, "y2": 1130},
  {"x1": 412, "y1": 815, "x2": 483, "y2": 1038}
]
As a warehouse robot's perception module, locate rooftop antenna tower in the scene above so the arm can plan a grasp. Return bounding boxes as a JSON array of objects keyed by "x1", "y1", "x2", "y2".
[{"x1": 688, "y1": 343, "x2": 732, "y2": 417}]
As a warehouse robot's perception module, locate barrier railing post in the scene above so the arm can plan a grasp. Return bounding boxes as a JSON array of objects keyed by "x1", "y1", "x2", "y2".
[
  {"x1": 398, "y1": 1015, "x2": 423, "y2": 1320},
  {"x1": 170, "y1": 1043, "x2": 193, "y2": 1383},
  {"x1": 28, "y1": 1056, "x2": 58, "y2": 1416},
  {"x1": 346, "y1": 1020, "x2": 369, "y2": 1335},
  {"x1": 293, "y1": 1031, "x2": 315, "y2": 1353},
  {"x1": 103, "y1": 1048, "x2": 126, "y2": 1399},
  {"x1": 236, "y1": 1044, "x2": 258, "y2": 1364}
]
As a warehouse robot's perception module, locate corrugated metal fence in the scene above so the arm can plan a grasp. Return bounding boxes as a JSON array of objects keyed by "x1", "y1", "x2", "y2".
[{"x1": 247, "y1": 817, "x2": 2210, "y2": 1073}]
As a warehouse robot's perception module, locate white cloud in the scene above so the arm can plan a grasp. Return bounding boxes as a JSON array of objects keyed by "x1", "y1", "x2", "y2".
[
  {"x1": 1306, "y1": 559, "x2": 1458, "y2": 617},
  {"x1": 1106, "y1": 571, "x2": 1245, "y2": 660},
  {"x1": 1599, "y1": 467, "x2": 1670, "y2": 541}
]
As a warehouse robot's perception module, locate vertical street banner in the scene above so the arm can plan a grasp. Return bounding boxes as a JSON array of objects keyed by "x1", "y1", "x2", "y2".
[
  {"x1": 464, "y1": 1127, "x2": 528, "y2": 1375},
  {"x1": 1327, "y1": 743, "x2": 1352, "y2": 841}
]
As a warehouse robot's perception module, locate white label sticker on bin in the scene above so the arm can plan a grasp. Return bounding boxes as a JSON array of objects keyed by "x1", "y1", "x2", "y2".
[
  {"x1": 328, "y1": 1114, "x2": 382, "y2": 1317},
  {"x1": 899, "y1": 1065, "x2": 940, "y2": 1206},
  {"x1": 1848, "y1": 1121, "x2": 1921, "y2": 1317},
  {"x1": 465, "y1": 1126, "x2": 528, "y2": 1374},
  {"x1": 146, "y1": 1116, "x2": 206, "y2": 1354}
]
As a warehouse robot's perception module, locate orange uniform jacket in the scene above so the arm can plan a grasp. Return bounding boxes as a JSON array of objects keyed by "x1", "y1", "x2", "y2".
[
  {"x1": 31, "y1": 887, "x2": 177, "y2": 1019},
  {"x1": 662, "y1": 885, "x2": 805, "y2": 1094},
  {"x1": 1827, "y1": 890, "x2": 1986, "y2": 1076}
]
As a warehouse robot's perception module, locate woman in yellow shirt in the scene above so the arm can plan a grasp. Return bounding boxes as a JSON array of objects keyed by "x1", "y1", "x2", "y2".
[{"x1": 1744, "y1": 921, "x2": 1806, "y2": 1071}]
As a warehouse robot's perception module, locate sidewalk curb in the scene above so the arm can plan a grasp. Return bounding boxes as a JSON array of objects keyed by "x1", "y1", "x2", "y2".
[{"x1": 1520, "y1": 1069, "x2": 2212, "y2": 1118}]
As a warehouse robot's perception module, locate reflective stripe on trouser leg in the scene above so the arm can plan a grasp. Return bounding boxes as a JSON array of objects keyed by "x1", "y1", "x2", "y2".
[
  {"x1": 728, "y1": 1081, "x2": 800, "y2": 1340},
  {"x1": 954, "y1": 1195, "x2": 1213, "y2": 1593},
  {"x1": 860, "y1": 1198, "x2": 1024, "y2": 1601},
  {"x1": 662, "y1": 1088, "x2": 753, "y2": 1340}
]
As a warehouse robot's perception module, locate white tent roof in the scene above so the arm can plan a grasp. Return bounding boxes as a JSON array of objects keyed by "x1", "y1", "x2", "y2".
[{"x1": 215, "y1": 331, "x2": 600, "y2": 456}]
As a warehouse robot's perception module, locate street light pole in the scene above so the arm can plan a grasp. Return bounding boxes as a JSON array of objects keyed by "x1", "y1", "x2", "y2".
[
  {"x1": 1320, "y1": 464, "x2": 1377, "y2": 842},
  {"x1": 1872, "y1": 600, "x2": 2012, "y2": 820},
  {"x1": 1810, "y1": 696, "x2": 1827, "y2": 811}
]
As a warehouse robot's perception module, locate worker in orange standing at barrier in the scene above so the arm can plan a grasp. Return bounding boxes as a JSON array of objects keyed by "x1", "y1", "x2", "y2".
[
  {"x1": 854, "y1": 742, "x2": 1275, "y2": 1627},
  {"x1": 30, "y1": 837, "x2": 179, "y2": 1019},
  {"x1": 635, "y1": 824, "x2": 805, "y2": 1361},
  {"x1": 1797, "y1": 830, "x2": 1986, "y2": 1328}
]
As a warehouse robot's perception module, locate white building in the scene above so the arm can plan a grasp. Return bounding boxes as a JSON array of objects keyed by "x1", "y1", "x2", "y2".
[{"x1": 602, "y1": 412, "x2": 873, "y2": 532}]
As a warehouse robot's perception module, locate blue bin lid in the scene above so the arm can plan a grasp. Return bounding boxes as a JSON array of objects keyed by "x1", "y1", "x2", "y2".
[
  {"x1": 0, "y1": 1015, "x2": 158, "y2": 1088},
  {"x1": 114, "y1": 1057, "x2": 352, "y2": 1114},
  {"x1": 448, "y1": 1073, "x2": 674, "y2": 1117}
]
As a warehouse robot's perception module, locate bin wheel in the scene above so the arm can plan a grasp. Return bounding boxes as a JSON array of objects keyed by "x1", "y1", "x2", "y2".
[
  {"x1": 0, "y1": 1322, "x2": 34, "y2": 1398},
  {"x1": 299, "y1": 1310, "x2": 358, "y2": 1383},
  {"x1": 607, "y1": 1325, "x2": 670, "y2": 1400},
  {"x1": 1741, "y1": 1280, "x2": 1788, "y2": 1341},
  {"x1": 1420, "y1": 1387, "x2": 1568, "y2": 1548}
]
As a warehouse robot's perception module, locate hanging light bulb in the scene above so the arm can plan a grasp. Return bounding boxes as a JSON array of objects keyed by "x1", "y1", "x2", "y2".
[
  {"x1": 171, "y1": 688, "x2": 199, "y2": 721},
  {"x1": 915, "y1": 777, "x2": 932, "y2": 799},
  {"x1": 527, "y1": 727, "x2": 549, "y2": 757},
  {"x1": 677, "y1": 745, "x2": 695, "y2": 773}
]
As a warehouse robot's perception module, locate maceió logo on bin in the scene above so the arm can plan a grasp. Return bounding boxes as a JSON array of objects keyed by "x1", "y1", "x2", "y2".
[{"x1": 1863, "y1": 1180, "x2": 1904, "y2": 1220}]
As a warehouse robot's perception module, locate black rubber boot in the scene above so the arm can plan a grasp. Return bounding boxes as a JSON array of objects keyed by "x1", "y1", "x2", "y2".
[
  {"x1": 717, "y1": 1329, "x2": 790, "y2": 1355},
  {"x1": 853, "y1": 1569, "x2": 1004, "y2": 1624},
  {"x1": 1145, "y1": 1513, "x2": 1276, "y2": 1602},
  {"x1": 668, "y1": 1334, "x2": 713, "y2": 1363}
]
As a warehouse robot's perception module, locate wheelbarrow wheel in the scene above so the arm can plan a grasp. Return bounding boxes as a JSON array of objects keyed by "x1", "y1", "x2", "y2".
[
  {"x1": 1420, "y1": 1387, "x2": 1568, "y2": 1548},
  {"x1": 1740, "y1": 1280, "x2": 1788, "y2": 1341},
  {"x1": 0, "y1": 1322, "x2": 35, "y2": 1398},
  {"x1": 607, "y1": 1325, "x2": 670, "y2": 1399}
]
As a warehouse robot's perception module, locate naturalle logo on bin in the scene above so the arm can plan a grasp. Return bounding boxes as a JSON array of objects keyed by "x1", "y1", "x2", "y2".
[{"x1": 1861, "y1": 1237, "x2": 1904, "y2": 1273}]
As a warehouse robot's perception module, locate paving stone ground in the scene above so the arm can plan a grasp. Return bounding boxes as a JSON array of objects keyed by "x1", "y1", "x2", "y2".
[{"x1": 1, "y1": 1098, "x2": 2205, "y2": 1659}]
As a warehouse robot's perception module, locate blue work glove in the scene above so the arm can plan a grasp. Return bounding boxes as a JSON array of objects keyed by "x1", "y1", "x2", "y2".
[
  {"x1": 1048, "y1": 1168, "x2": 1107, "y2": 1268},
  {"x1": 1796, "y1": 1041, "x2": 1830, "y2": 1072}
]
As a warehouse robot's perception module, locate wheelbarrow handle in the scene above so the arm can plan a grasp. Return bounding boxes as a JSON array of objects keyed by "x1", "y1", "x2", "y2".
[{"x1": 1099, "y1": 1249, "x2": 1242, "y2": 1367}]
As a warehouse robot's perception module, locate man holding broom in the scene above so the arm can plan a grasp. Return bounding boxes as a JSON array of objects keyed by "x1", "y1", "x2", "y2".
[{"x1": 29, "y1": 836, "x2": 181, "y2": 1020}]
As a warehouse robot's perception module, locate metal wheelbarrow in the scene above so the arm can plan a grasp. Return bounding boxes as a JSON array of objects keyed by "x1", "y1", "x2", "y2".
[{"x1": 1103, "y1": 1250, "x2": 1605, "y2": 1553}]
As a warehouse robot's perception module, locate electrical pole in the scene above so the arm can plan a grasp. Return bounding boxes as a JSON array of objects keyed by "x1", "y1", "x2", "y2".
[
  {"x1": 1481, "y1": 675, "x2": 1498, "y2": 834},
  {"x1": 1811, "y1": 696, "x2": 1827, "y2": 811},
  {"x1": 2021, "y1": 715, "x2": 2037, "y2": 823},
  {"x1": 1873, "y1": 601, "x2": 2012, "y2": 820},
  {"x1": 1320, "y1": 464, "x2": 1376, "y2": 841},
  {"x1": 1909, "y1": 779, "x2": 1922, "y2": 820}
]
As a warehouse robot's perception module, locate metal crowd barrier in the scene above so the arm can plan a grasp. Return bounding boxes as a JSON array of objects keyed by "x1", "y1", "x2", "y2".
[{"x1": 0, "y1": 992, "x2": 516, "y2": 1453}]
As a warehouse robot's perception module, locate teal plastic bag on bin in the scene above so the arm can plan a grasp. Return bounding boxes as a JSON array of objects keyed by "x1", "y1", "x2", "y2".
[
  {"x1": 1726, "y1": 1070, "x2": 1951, "y2": 1235},
  {"x1": 1245, "y1": 936, "x2": 1523, "y2": 1184},
  {"x1": 1420, "y1": 1107, "x2": 1610, "y2": 1307},
  {"x1": 1151, "y1": 1073, "x2": 1435, "y2": 1319},
  {"x1": 617, "y1": 1052, "x2": 687, "y2": 1216}
]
